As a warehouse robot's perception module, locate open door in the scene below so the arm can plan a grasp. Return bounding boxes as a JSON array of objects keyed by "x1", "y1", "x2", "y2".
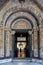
[{"x1": 13, "y1": 32, "x2": 31, "y2": 58}]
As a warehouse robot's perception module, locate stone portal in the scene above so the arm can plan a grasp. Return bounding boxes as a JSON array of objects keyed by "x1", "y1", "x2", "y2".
[{"x1": 12, "y1": 31, "x2": 32, "y2": 58}]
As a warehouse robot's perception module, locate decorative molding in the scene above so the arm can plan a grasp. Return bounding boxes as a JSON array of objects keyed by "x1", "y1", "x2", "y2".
[
  {"x1": 2, "y1": 4, "x2": 42, "y2": 25},
  {"x1": 30, "y1": 0, "x2": 43, "y2": 11},
  {"x1": 0, "y1": 0, "x2": 9, "y2": 10}
]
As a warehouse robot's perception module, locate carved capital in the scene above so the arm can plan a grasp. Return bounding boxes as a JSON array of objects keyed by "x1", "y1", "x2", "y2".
[
  {"x1": 28, "y1": 31, "x2": 32, "y2": 35},
  {"x1": 11, "y1": 31, "x2": 15, "y2": 35}
]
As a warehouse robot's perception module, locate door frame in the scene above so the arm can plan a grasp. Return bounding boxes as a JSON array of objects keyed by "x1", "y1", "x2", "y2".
[{"x1": 12, "y1": 29, "x2": 32, "y2": 59}]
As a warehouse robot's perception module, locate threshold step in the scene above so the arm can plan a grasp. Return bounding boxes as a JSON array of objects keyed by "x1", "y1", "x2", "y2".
[{"x1": 11, "y1": 58, "x2": 32, "y2": 62}]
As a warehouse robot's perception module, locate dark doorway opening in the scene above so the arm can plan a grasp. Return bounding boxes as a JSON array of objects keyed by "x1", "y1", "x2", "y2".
[{"x1": 13, "y1": 32, "x2": 30, "y2": 58}]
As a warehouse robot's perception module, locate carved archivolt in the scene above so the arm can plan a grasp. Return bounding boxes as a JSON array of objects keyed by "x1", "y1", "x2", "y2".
[
  {"x1": 2, "y1": 4, "x2": 42, "y2": 27},
  {"x1": 11, "y1": 19, "x2": 32, "y2": 29}
]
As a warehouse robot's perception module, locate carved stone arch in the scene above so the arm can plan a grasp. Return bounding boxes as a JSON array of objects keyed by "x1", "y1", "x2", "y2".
[
  {"x1": 3, "y1": 4, "x2": 42, "y2": 58},
  {"x1": 10, "y1": 16, "x2": 33, "y2": 29},
  {"x1": 5, "y1": 11, "x2": 37, "y2": 28},
  {"x1": 4, "y1": 9, "x2": 40, "y2": 27},
  {"x1": 2, "y1": 4, "x2": 42, "y2": 27},
  {"x1": 11, "y1": 19, "x2": 32, "y2": 29}
]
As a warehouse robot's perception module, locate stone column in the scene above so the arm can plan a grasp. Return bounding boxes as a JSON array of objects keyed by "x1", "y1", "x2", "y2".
[
  {"x1": 11, "y1": 31, "x2": 15, "y2": 59},
  {"x1": 28, "y1": 31, "x2": 32, "y2": 59},
  {"x1": 33, "y1": 27, "x2": 38, "y2": 57},
  {"x1": 37, "y1": 27, "x2": 40, "y2": 58},
  {"x1": 4, "y1": 28, "x2": 6, "y2": 58},
  {"x1": 32, "y1": 29, "x2": 34, "y2": 57}
]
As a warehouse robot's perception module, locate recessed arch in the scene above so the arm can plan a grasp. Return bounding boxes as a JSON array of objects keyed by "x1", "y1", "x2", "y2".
[
  {"x1": 3, "y1": 9, "x2": 41, "y2": 59},
  {"x1": 10, "y1": 16, "x2": 33, "y2": 29},
  {"x1": 4, "y1": 9, "x2": 40, "y2": 27},
  {"x1": 11, "y1": 19, "x2": 32, "y2": 29}
]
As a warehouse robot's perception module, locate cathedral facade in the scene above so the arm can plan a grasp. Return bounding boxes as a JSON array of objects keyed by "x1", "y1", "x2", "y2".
[{"x1": 0, "y1": 0, "x2": 43, "y2": 59}]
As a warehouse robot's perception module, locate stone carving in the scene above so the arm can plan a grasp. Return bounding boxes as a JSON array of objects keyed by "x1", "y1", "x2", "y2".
[{"x1": 12, "y1": 20, "x2": 31, "y2": 29}]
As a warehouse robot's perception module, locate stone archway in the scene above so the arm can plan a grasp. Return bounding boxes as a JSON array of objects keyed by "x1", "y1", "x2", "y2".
[
  {"x1": 3, "y1": 4, "x2": 42, "y2": 58},
  {"x1": 11, "y1": 19, "x2": 32, "y2": 58}
]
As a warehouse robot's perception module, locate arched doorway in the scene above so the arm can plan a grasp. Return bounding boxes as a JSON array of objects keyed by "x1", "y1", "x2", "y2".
[
  {"x1": 12, "y1": 30, "x2": 32, "y2": 58},
  {"x1": 3, "y1": 8, "x2": 41, "y2": 59},
  {"x1": 11, "y1": 19, "x2": 32, "y2": 58}
]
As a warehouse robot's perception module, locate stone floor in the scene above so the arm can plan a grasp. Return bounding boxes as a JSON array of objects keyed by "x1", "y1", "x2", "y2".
[
  {"x1": 0, "y1": 58, "x2": 43, "y2": 65},
  {"x1": 1, "y1": 61, "x2": 42, "y2": 65}
]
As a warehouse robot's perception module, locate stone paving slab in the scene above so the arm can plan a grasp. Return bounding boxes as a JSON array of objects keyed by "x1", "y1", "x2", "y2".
[
  {"x1": 0, "y1": 59, "x2": 12, "y2": 64},
  {"x1": 0, "y1": 58, "x2": 43, "y2": 65},
  {"x1": 1, "y1": 62, "x2": 42, "y2": 65}
]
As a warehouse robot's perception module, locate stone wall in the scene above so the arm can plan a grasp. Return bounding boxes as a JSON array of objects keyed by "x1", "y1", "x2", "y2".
[
  {"x1": 40, "y1": 24, "x2": 43, "y2": 58},
  {"x1": 0, "y1": 26, "x2": 4, "y2": 57},
  {"x1": 6, "y1": 30, "x2": 11, "y2": 57}
]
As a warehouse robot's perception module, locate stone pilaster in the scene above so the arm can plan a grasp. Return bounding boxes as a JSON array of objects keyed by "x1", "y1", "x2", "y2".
[
  {"x1": 0, "y1": 26, "x2": 4, "y2": 57},
  {"x1": 6, "y1": 29, "x2": 11, "y2": 57},
  {"x1": 40, "y1": 24, "x2": 43, "y2": 58},
  {"x1": 33, "y1": 27, "x2": 38, "y2": 57}
]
